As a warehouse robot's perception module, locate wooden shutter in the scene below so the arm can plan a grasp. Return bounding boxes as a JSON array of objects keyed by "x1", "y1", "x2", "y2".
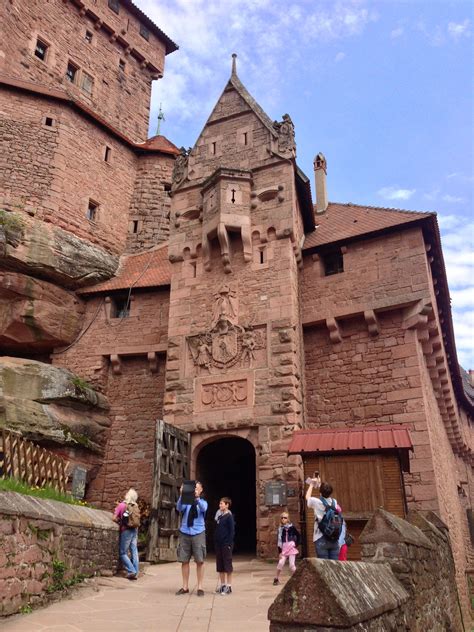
[{"x1": 303, "y1": 453, "x2": 405, "y2": 560}]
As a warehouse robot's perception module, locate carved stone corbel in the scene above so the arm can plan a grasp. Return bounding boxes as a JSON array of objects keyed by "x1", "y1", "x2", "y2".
[
  {"x1": 364, "y1": 310, "x2": 379, "y2": 336},
  {"x1": 326, "y1": 317, "x2": 342, "y2": 344},
  {"x1": 110, "y1": 354, "x2": 121, "y2": 375},
  {"x1": 402, "y1": 299, "x2": 432, "y2": 330}
]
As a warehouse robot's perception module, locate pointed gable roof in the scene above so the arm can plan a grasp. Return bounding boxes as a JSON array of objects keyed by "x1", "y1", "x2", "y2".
[
  {"x1": 200, "y1": 57, "x2": 278, "y2": 138},
  {"x1": 303, "y1": 202, "x2": 433, "y2": 250}
]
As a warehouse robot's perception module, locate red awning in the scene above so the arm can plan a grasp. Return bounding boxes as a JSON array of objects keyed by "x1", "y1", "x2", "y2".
[{"x1": 288, "y1": 425, "x2": 413, "y2": 454}]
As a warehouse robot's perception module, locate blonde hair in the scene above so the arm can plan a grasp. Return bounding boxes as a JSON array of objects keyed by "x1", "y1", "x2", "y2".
[
  {"x1": 280, "y1": 511, "x2": 290, "y2": 520},
  {"x1": 124, "y1": 488, "x2": 138, "y2": 504}
]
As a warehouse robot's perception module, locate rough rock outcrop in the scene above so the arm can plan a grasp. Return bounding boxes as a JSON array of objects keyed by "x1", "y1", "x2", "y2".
[
  {"x1": 0, "y1": 271, "x2": 85, "y2": 351},
  {"x1": 0, "y1": 211, "x2": 119, "y2": 288},
  {"x1": 0, "y1": 357, "x2": 110, "y2": 453}
]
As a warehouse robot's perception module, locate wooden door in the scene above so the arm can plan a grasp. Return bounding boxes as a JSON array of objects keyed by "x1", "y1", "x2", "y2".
[
  {"x1": 303, "y1": 453, "x2": 405, "y2": 560},
  {"x1": 146, "y1": 420, "x2": 190, "y2": 562}
]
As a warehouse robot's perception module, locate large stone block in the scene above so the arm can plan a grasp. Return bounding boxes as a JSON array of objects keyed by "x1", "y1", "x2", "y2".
[
  {"x1": 268, "y1": 558, "x2": 408, "y2": 628},
  {"x1": 0, "y1": 212, "x2": 119, "y2": 288},
  {"x1": 0, "y1": 271, "x2": 84, "y2": 351},
  {"x1": 0, "y1": 357, "x2": 110, "y2": 452}
]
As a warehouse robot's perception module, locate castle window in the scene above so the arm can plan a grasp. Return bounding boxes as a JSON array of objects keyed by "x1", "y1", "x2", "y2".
[
  {"x1": 104, "y1": 146, "x2": 112, "y2": 162},
  {"x1": 34, "y1": 39, "x2": 49, "y2": 61},
  {"x1": 164, "y1": 183, "x2": 172, "y2": 196},
  {"x1": 44, "y1": 117, "x2": 55, "y2": 127},
  {"x1": 243, "y1": 132, "x2": 248, "y2": 145},
  {"x1": 119, "y1": 58, "x2": 126, "y2": 72},
  {"x1": 66, "y1": 61, "x2": 78, "y2": 83},
  {"x1": 81, "y1": 72, "x2": 94, "y2": 94},
  {"x1": 140, "y1": 24, "x2": 150, "y2": 41},
  {"x1": 111, "y1": 294, "x2": 130, "y2": 319},
  {"x1": 86, "y1": 200, "x2": 99, "y2": 222},
  {"x1": 85, "y1": 30, "x2": 93, "y2": 43},
  {"x1": 212, "y1": 142, "x2": 217, "y2": 155},
  {"x1": 131, "y1": 220, "x2": 139, "y2": 234},
  {"x1": 322, "y1": 249, "x2": 344, "y2": 276},
  {"x1": 108, "y1": 0, "x2": 120, "y2": 14}
]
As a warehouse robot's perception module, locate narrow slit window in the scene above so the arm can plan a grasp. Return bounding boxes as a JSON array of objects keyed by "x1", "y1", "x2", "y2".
[
  {"x1": 87, "y1": 200, "x2": 99, "y2": 221},
  {"x1": 259, "y1": 249, "x2": 265, "y2": 264},
  {"x1": 212, "y1": 142, "x2": 216, "y2": 155},
  {"x1": 66, "y1": 61, "x2": 78, "y2": 83},
  {"x1": 132, "y1": 220, "x2": 139, "y2": 234},
  {"x1": 34, "y1": 39, "x2": 48, "y2": 61},
  {"x1": 243, "y1": 132, "x2": 248, "y2": 145},
  {"x1": 104, "y1": 146, "x2": 112, "y2": 162},
  {"x1": 323, "y1": 249, "x2": 344, "y2": 276}
]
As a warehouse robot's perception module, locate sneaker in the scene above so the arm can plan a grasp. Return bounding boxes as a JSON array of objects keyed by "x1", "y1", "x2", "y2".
[
  {"x1": 127, "y1": 573, "x2": 137, "y2": 580},
  {"x1": 221, "y1": 585, "x2": 232, "y2": 595},
  {"x1": 273, "y1": 578, "x2": 280, "y2": 586}
]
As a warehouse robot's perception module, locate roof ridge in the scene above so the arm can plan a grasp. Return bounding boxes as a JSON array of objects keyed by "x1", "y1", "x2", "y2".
[
  {"x1": 227, "y1": 73, "x2": 277, "y2": 138},
  {"x1": 121, "y1": 241, "x2": 169, "y2": 259},
  {"x1": 325, "y1": 201, "x2": 434, "y2": 217}
]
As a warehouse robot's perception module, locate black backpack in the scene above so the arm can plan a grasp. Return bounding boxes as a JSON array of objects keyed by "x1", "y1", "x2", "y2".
[{"x1": 318, "y1": 497, "x2": 343, "y2": 541}]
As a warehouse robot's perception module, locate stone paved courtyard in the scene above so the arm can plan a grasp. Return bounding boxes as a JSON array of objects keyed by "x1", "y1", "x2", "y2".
[{"x1": 1, "y1": 557, "x2": 283, "y2": 632}]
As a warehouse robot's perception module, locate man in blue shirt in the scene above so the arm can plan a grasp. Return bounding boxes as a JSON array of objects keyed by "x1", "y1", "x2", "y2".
[{"x1": 175, "y1": 481, "x2": 208, "y2": 596}]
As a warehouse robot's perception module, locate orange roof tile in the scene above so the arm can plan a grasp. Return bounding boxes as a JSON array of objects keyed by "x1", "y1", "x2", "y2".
[
  {"x1": 288, "y1": 425, "x2": 413, "y2": 454},
  {"x1": 135, "y1": 135, "x2": 180, "y2": 155},
  {"x1": 78, "y1": 245, "x2": 171, "y2": 294},
  {"x1": 304, "y1": 202, "x2": 433, "y2": 250}
]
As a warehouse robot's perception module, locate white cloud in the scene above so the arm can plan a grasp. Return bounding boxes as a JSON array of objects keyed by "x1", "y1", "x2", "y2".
[
  {"x1": 442, "y1": 194, "x2": 466, "y2": 204},
  {"x1": 334, "y1": 52, "x2": 346, "y2": 62},
  {"x1": 377, "y1": 186, "x2": 416, "y2": 201},
  {"x1": 447, "y1": 19, "x2": 471, "y2": 40},
  {"x1": 136, "y1": 0, "x2": 376, "y2": 142},
  {"x1": 423, "y1": 188, "x2": 440, "y2": 202},
  {"x1": 390, "y1": 27, "x2": 404, "y2": 39}
]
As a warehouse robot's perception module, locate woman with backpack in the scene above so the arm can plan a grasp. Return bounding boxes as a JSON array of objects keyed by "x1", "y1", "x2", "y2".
[
  {"x1": 113, "y1": 488, "x2": 141, "y2": 580},
  {"x1": 305, "y1": 475, "x2": 341, "y2": 560}
]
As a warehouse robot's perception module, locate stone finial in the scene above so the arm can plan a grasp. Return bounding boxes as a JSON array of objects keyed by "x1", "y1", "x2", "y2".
[{"x1": 231, "y1": 53, "x2": 237, "y2": 75}]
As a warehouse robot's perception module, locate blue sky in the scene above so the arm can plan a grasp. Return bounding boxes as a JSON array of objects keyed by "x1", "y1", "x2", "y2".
[{"x1": 136, "y1": 0, "x2": 473, "y2": 368}]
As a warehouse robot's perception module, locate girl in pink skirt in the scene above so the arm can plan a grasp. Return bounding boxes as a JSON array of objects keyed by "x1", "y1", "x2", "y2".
[{"x1": 273, "y1": 511, "x2": 301, "y2": 585}]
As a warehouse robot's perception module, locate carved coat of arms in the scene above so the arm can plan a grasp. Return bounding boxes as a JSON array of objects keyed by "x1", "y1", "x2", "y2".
[{"x1": 188, "y1": 283, "x2": 264, "y2": 373}]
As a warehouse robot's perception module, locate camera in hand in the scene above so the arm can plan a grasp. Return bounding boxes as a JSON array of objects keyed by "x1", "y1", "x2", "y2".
[{"x1": 181, "y1": 480, "x2": 196, "y2": 505}]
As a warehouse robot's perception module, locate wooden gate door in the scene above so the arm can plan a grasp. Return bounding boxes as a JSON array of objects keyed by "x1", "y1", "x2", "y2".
[{"x1": 146, "y1": 420, "x2": 190, "y2": 562}]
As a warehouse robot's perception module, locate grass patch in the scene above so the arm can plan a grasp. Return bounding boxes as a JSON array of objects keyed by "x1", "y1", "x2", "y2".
[
  {"x1": 19, "y1": 604, "x2": 32, "y2": 615},
  {"x1": 47, "y1": 559, "x2": 86, "y2": 593},
  {"x1": 0, "y1": 478, "x2": 89, "y2": 507}
]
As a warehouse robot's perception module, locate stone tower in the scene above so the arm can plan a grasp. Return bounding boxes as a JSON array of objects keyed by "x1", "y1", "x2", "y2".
[{"x1": 165, "y1": 57, "x2": 314, "y2": 555}]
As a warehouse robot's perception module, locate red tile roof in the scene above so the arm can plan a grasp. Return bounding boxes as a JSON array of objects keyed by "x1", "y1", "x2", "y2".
[
  {"x1": 78, "y1": 245, "x2": 171, "y2": 294},
  {"x1": 288, "y1": 425, "x2": 413, "y2": 454},
  {"x1": 135, "y1": 135, "x2": 180, "y2": 155},
  {"x1": 304, "y1": 202, "x2": 433, "y2": 250}
]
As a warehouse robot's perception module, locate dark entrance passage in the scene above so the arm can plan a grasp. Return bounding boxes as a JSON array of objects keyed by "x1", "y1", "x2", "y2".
[{"x1": 196, "y1": 437, "x2": 256, "y2": 554}]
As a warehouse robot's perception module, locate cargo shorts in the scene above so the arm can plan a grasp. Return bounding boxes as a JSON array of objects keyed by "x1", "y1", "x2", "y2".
[{"x1": 177, "y1": 531, "x2": 207, "y2": 563}]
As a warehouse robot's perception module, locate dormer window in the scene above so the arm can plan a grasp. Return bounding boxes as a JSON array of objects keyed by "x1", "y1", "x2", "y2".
[{"x1": 322, "y1": 249, "x2": 344, "y2": 276}]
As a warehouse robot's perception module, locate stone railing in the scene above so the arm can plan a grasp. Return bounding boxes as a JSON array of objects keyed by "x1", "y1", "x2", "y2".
[
  {"x1": 268, "y1": 508, "x2": 465, "y2": 631},
  {"x1": 0, "y1": 491, "x2": 118, "y2": 616}
]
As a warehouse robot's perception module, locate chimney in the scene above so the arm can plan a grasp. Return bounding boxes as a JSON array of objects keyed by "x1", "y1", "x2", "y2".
[
  {"x1": 314, "y1": 152, "x2": 328, "y2": 214},
  {"x1": 469, "y1": 369, "x2": 474, "y2": 388}
]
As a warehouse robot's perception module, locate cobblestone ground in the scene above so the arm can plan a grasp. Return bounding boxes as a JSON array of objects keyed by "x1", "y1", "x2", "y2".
[{"x1": 1, "y1": 557, "x2": 286, "y2": 632}]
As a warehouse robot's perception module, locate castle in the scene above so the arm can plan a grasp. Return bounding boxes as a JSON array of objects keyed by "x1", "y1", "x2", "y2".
[{"x1": 0, "y1": 0, "x2": 472, "y2": 621}]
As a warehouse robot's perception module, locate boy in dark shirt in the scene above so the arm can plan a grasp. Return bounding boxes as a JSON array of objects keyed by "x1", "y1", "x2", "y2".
[{"x1": 214, "y1": 497, "x2": 235, "y2": 595}]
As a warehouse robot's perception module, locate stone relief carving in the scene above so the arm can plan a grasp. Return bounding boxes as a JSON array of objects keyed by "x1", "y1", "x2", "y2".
[
  {"x1": 187, "y1": 283, "x2": 265, "y2": 373},
  {"x1": 273, "y1": 114, "x2": 295, "y2": 155},
  {"x1": 200, "y1": 379, "x2": 248, "y2": 409},
  {"x1": 172, "y1": 147, "x2": 190, "y2": 185}
]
